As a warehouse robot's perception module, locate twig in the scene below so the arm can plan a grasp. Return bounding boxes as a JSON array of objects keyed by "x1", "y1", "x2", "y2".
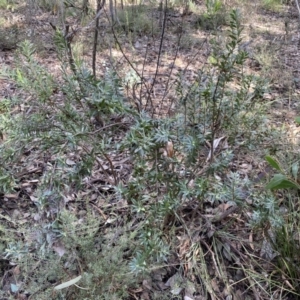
[
  {"x1": 92, "y1": 0, "x2": 105, "y2": 78},
  {"x1": 211, "y1": 205, "x2": 240, "y2": 223},
  {"x1": 295, "y1": 0, "x2": 300, "y2": 23},
  {"x1": 81, "y1": 145, "x2": 117, "y2": 185},
  {"x1": 147, "y1": 0, "x2": 168, "y2": 116},
  {"x1": 90, "y1": 203, "x2": 108, "y2": 220},
  {"x1": 110, "y1": 20, "x2": 153, "y2": 107},
  {"x1": 157, "y1": 19, "x2": 183, "y2": 116},
  {"x1": 167, "y1": 36, "x2": 209, "y2": 116},
  {"x1": 102, "y1": 151, "x2": 118, "y2": 185},
  {"x1": 139, "y1": 36, "x2": 151, "y2": 110},
  {"x1": 85, "y1": 121, "x2": 131, "y2": 135}
]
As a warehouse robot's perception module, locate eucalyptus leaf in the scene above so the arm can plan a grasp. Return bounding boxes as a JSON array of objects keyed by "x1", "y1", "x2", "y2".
[
  {"x1": 54, "y1": 275, "x2": 82, "y2": 290},
  {"x1": 266, "y1": 174, "x2": 299, "y2": 190},
  {"x1": 265, "y1": 155, "x2": 281, "y2": 171},
  {"x1": 292, "y1": 162, "x2": 299, "y2": 181}
]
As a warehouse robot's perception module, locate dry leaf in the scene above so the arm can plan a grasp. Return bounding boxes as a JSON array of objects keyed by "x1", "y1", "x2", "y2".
[
  {"x1": 54, "y1": 275, "x2": 82, "y2": 290},
  {"x1": 142, "y1": 279, "x2": 152, "y2": 290},
  {"x1": 156, "y1": 281, "x2": 168, "y2": 290},
  {"x1": 249, "y1": 231, "x2": 254, "y2": 250},
  {"x1": 30, "y1": 195, "x2": 39, "y2": 202},
  {"x1": 4, "y1": 194, "x2": 19, "y2": 200},
  {"x1": 206, "y1": 136, "x2": 226, "y2": 162},
  {"x1": 140, "y1": 291, "x2": 150, "y2": 300},
  {"x1": 211, "y1": 278, "x2": 220, "y2": 292},
  {"x1": 185, "y1": 280, "x2": 196, "y2": 299},
  {"x1": 12, "y1": 266, "x2": 20, "y2": 276},
  {"x1": 213, "y1": 202, "x2": 234, "y2": 214},
  {"x1": 33, "y1": 213, "x2": 41, "y2": 221},
  {"x1": 165, "y1": 273, "x2": 183, "y2": 295},
  {"x1": 166, "y1": 141, "x2": 174, "y2": 158},
  {"x1": 207, "y1": 229, "x2": 215, "y2": 238},
  {"x1": 53, "y1": 241, "x2": 66, "y2": 257},
  {"x1": 222, "y1": 243, "x2": 233, "y2": 262},
  {"x1": 184, "y1": 296, "x2": 194, "y2": 300},
  {"x1": 66, "y1": 158, "x2": 76, "y2": 166},
  {"x1": 260, "y1": 230, "x2": 278, "y2": 260}
]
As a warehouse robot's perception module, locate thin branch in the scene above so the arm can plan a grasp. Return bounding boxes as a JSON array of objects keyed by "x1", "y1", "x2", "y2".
[
  {"x1": 92, "y1": 0, "x2": 105, "y2": 79},
  {"x1": 158, "y1": 19, "x2": 184, "y2": 116},
  {"x1": 147, "y1": 0, "x2": 168, "y2": 116},
  {"x1": 110, "y1": 19, "x2": 153, "y2": 107},
  {"x1": 295, "y1": 0, "x2": 300, "y2": 22}
]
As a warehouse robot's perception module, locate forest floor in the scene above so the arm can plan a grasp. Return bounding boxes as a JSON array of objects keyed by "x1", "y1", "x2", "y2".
[{"x1": 1, "y1": 0, "x2": 300, "y2": 299}]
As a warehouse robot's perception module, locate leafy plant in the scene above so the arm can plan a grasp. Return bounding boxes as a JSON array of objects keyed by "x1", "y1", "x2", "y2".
[
  {"x1": 205, "y1": 0, "x2": 222, "y2": 15},
  {"x1": 262, "y1": 0, "x2": 283, "y2": 11},
  {"x1": 119, "y1": 10, "x2": 271, "y2": 279},
  {"x1": 0, "y1": 38, "x2": 138, "y2": 298},
  {"x1": 0, "y1": 0, "x2": 8, "y2": 9},
  {"x1": 1, "y1": 1, "x2": 298, "y2": 299},
  {"x1": 271, "y1": 211, "x2": 300, "y2": 292},
  {"x1": 196, "y1": 0, "x2": 227, "y2": 30},
  {"x1": 265, "y1": 155, "x2": 300, "y2": 190},
  {"x1": 116, "y1": 5, "x2": 157, "y2": 36},
  {"x1": 181, "y1": 9, "x2": 269, "y2": 162}
]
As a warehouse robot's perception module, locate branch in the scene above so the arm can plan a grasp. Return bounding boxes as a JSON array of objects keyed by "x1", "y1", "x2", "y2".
[
  {"x1": 92, "y1": 0, "x2": 105, "y2": 79},
  {"x1": 295, "y1": 0, "x2": 300, "y2": 23}
]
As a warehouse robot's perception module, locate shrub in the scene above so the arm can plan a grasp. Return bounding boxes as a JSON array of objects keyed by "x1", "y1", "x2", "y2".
[
  {"x1": 195, "y1": 0, "x2": 228, "y2": 30},
  {"x1": 116, "y1": 5, "x2": 158, "y2": 36},
  {"x1": 0, "y1": 5, "x2": 294, "y2": 299},
  {"x1": 0, "y1": 37, "x2": 136, "y2": 298},
  {"x1": 119, "y1": 10, "x2": 271, "y2": 277}
]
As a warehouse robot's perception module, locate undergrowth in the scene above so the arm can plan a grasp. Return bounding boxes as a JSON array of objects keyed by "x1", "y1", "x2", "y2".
[{"x1": 0, "y1": 4, "x2": 299, "y2": 300}]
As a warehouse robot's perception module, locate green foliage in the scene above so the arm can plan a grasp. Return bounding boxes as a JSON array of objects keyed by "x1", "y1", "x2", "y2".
[
  {"x1": 295, "y1": 116, "x2": 300, "y2": 125},
  {"x1": 0, "y1": 168, "x2": 16, "y2": 194},
  {"x1": 118, "y1": 10, "x2": 271, "y2": 275},
  {"x1": 1, "y1": 210, "x2": 137, "y2": 299},
  {"x1": 181, "y1": 10, "x2": 269, "y2": 154},
  {"x1": 272, "y1": 215, "x2": 300, "y2": 292},
  {"x1": 253, "y1": 152, "x2": 300, "y2": 294},
  {"x1": 0, "y1": 38, "x2": 136, "y2": 297},
  {"x1": 251, "y1": 183, "x2": 300, "y2": 295},
  {"x1": 3, "y1": 39, "x2": 130, "y2": 151},
  {"x1": 0, "y1": 0, "x2": 8, "y2": 9},
  {"x1": 33, "y1": 0, "x2": 57, "y2": 12},
  {"x1": 0, "y1": 3, "x2": 298, "y2": 299},
  {"x1": 266, "y1": 173, "x2": 300, "y2": 189},
  {"x1": 13, "y1": 41, "x2": 56, "y2": 102},
  {"x1": 206, "y1": 0, "x2": 222, "y2": 14},
  {"x1": 265, "y1": 155, "x2": 300, "y2": 190},
  {"x1": 261, "y1": 0, "x2": 283, "y2": 11},
  {"x1": 116, "y1": 5, "x2": 157, "y2": 36},
  {"x1": 251, "y1": 192, "x2": 283, "y2": 228},
  {"x1": 265, "y1": 155, "x2": 281, "y2": 171},
  {"x1": 195, "y1": 0, "x2": 228, "y2": 30},
  {"x1": 0, "y1": 23, "x2": 19, "y2": 50}
]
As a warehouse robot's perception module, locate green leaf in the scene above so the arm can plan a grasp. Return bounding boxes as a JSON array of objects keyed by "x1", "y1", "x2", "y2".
[
  {"x1": 295, "y1": 116, "x2": 300, "y2": 124},
  {"x1": 292, "y1": 162, "x2": 299, "y2": 181},
  {"x1": 266, "y1": 174, "x2": 300, "y2": 190},
  {"x1": 208, "y1": 55, "x2": 218, "y2": 65},
  {"x1": 54, "y1": 275, "x2": 82, "y2": 290},
  {"x1": 265, "y1": 155, "x2": 281, "y2": 171}
]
